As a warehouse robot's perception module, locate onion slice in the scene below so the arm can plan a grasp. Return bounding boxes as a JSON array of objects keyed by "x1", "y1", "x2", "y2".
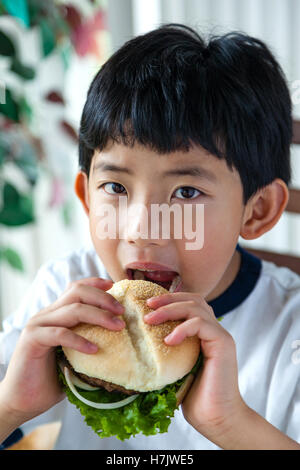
[
  {"x1": 58, "y1": 360, "x2": 100, "y2": 391},
  {"x1": 64, "y1": 367, "x2": 139, "y2": 409}
]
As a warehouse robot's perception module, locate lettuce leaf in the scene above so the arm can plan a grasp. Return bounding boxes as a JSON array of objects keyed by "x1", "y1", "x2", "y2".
[{"x1": 56, "y1": 349, "x2": 203, "y2": 441}]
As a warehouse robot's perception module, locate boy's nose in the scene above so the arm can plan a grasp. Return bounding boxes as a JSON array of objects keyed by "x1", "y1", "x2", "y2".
[
  {"x1": 126, "y1": 234, "x2": 169, "y2": 248},
  {"x1": 125, "y1": 223, "x2": 171, "y2": 247},
  {"x1": 123, "y1": 207, "x2": 172, "y2": 247}
]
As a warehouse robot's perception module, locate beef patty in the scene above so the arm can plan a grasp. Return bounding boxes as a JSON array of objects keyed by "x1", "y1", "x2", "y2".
[{"x1": 60, "y1": 352, "x2": 137, "y2": 396}]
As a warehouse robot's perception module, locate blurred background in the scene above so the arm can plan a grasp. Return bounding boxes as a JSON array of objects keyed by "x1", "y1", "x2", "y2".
[{"x1": 1, "y1": 0, "x2": 300, "y2": 322}]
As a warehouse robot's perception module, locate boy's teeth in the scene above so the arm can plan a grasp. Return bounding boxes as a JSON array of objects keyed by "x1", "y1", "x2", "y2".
[{"x1": 169, "y1": 275, "x2": 182, "y2": 293}]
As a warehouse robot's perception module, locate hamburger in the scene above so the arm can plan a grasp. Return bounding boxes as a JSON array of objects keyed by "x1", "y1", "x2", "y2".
[{"x1": 57, "y1": 279, "x2": 202, "y2": 441}]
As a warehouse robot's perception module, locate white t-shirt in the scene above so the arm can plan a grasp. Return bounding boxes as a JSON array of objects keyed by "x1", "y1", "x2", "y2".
[{"x1": 0, "y1": 245, "x2": 299, "y2": 450}]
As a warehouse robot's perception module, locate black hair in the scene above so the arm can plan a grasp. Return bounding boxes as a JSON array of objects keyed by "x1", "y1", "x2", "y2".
[{"x1": 79, "y1": 23, "x2": 292, "y2": 204}]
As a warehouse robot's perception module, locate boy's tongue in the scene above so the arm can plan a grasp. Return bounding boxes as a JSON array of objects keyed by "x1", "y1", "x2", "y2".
[
  {"x1": 132, "y1": 269, "x2": 182, "y2": 292},
  {"x1": 142, "y1": 270, "x2": 178, "y2": 282}
]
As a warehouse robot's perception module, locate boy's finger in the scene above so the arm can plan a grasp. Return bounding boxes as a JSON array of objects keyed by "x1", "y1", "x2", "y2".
[
  {"x1": 66, "y1": 283, "x2": 124, "y2": 313},
  {"x1": 144, "y1": 300, "x2": 200, "y2": 324},
  {"x1": 164, "y1": 316, "x2": 229, "y2": 355},
  {"x1": 44, "y1": 282, "x2": 124, "y2": 317},
  {"x1": 146, "y1": 292, "x2": 204, "y2": 308},
  {"x1": 66, "y1": 277, "x2": 114, "y2": 291},
  {"x1": 31, "y1": 303, "x2": 126, "y2": 330},
  {"x1": 28, "y1": 326, "x2": 99, "y2": 355},
  {"x1": 164, "y1": 317, "x2": 202, "y2": 345}
]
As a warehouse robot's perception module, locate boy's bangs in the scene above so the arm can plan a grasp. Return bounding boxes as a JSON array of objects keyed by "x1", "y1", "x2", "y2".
[{"x1": 79, "y1": 68, "x2": 228, "y2": 166}]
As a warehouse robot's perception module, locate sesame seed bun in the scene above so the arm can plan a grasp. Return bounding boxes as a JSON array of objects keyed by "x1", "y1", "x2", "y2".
[{"x1": 62, "y1": 279, "x2": 201, "y2": 393}]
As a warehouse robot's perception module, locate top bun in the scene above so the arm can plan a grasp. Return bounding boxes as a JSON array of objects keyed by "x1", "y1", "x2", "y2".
[{"x1": 62, "y1": 279, "x2": 201, "y2": 392}]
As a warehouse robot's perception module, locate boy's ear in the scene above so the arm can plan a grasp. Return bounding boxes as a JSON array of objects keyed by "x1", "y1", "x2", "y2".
[
  {"x1": 240, "y1": 179, "x2": 289, "y2": 240},
  {"x1": 74, "y1": 171, "x2": 90, "y2": 216}
]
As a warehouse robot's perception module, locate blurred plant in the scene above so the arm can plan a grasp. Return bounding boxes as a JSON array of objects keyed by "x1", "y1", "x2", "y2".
[{"x1": 0, "y1": 0, "x2": 106, "y2": 272}]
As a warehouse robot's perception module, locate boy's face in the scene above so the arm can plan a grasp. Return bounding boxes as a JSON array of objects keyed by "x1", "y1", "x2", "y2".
[{"x1": 78, "y1": 141, "x2": 247, "y2": 301}]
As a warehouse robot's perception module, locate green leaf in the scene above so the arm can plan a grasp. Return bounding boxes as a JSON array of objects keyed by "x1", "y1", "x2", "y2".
[
  {"x1": 10, "y1": 56, "x2": 35, "y2": 80},
  {"x1": 0, "y1": 88, "x2": 20, "y2": 122},
  {"x1": 0, "y1": 144, "x2": 5, "y2": 166},
  {"x1": 0, "y1": 181, "x2": 34, "y2": 226},
  {"x1": 1, "y1": 0, "x2": 30, "y2": 28},
  {"x1": 0, "y1": 30, "x2": 16, "y2": 56},
  {"x1": 0, "y1": 246, "x2": 24, "y2": 271},
  {"x1": 14, "y1": 151, "x2": 38, "y2": 186},
  {"x1": 61, "y1": 199, "x2": 73, "y2": 226},
  {"x1": 3, "y1": 181, "x2": 19, "y2": 205},
  {"x1": 0, "y1": 205, "x2": 34, "y2": 225},
  {"x1": 18, "y1": 96, "x2": 33, "y2": 124},
  {"x1": 19, "y1": 191, "x2": 34, "y2": 216},
  {"x1": 59, "y1": 40, "x2": 72, "y2": 70},
  {"x1": 39, "y1": 19, "x2": 56, "y2": 57},
  {"x1": 3, "y1": 182, "x2": 20, "y2": 206}
]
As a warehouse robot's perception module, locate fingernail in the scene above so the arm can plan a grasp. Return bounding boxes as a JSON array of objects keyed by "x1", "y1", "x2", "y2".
[
  {"x1": 146, "y1": 297, "x2": 155, "y2": 304},
  {"x1": 88, "y1": 342, "x2": 98, "y2": 352},
  {"x1": 144, "y1": 311, "x2": 155, "y2": 320},
  {"x1": 165, "y1": 332, "x2": 174, "y2": 342},
  {"x1": 113, "y1": 300, "x2": 124, "y2": 311},
  {"x1": 112, "y1": 317, "x2": 125, "y2": 327}
]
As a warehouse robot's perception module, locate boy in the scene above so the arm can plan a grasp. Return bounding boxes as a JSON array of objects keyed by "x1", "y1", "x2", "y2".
[{"x1": 0, "y1": 23, "x2": 300, "y2": 450}]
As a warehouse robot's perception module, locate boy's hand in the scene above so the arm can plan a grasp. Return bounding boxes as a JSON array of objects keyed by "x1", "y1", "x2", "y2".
[
  {"x1": 144, "y1": 292, "x2": 247, "y2": 443},
  {"x1": 0, "y1": 277, "x2": 125, "y2": 426}
]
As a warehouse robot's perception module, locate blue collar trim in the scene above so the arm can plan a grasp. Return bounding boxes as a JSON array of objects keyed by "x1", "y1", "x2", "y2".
[{"x1": 207, "y1": 244, "x2": 262, "y2": 318}]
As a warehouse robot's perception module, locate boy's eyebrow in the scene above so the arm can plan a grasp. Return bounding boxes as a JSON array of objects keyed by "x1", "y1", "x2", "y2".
[
  {"x1": 163, "y1": 167, "x2": 217, "y2": 182},
  {"x1": 93, "y1": 161, "x2": 217, "y2": 182}
]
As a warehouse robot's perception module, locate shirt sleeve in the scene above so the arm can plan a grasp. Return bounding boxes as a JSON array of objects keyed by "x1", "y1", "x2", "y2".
[
  {"x1": 0, "y1": 262, "x2": 64, "y2": 379},
  {"x1": 0, "y1": 261, "x2": 68, "y2": 438}
]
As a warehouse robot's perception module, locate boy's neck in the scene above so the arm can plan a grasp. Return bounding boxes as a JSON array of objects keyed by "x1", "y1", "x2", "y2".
[{"x1": 205, "y1": 249, "x2": 241, "y2": 303}]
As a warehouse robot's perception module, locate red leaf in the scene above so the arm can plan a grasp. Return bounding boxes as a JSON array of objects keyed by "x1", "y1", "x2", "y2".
[
  {"x1": 45, "y1": 91, "x2": 65, "y2": 104},
  {"x1": 61, "y1": 5, "x2": 82, "y2": 31},
  {"x1": 49, "y1": 178, "x2": 65, "y2": 208},
  {"x1": 71, "y1": 9, "x2": 106, "y2": 58},
  {"x1": 92, "y1": 10, "x2": 106, "y2": 30},
  {"x1": 60, "y1": 120, "x2": 78, "y2": 142}
]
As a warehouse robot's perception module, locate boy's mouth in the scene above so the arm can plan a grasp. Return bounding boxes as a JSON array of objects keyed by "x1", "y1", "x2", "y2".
[{"x1": 126, "y1": 268, "x2": 182, "y2": 292}]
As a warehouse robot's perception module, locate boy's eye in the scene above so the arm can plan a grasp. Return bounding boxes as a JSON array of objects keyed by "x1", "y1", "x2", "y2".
[
  {"x1": 173, "y1": 186, "x2": 202, "y2": 199},
  {"x1": 99, "y1": 183, "x2": 202, "y2": 199},
  {"x1": 100, "y1": 182, "x2": 126, "y2": 195}
]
